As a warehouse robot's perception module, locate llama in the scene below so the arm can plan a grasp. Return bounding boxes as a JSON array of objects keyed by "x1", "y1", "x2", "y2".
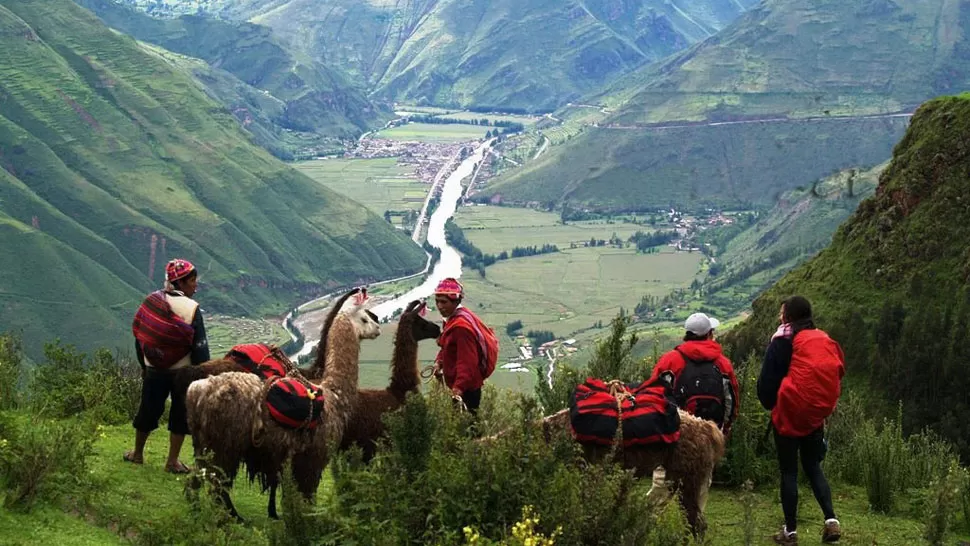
[
  {"x1": 340, "y1": 300, "x2": 440, "y2": 461},
  {"x1": 186, "y1": 289, "x2": 380, "y2": 520},
  {"x1": 539, "y1": 408, "x2": 725, "y2": 536},
  {"x1": 174, "y1": 287, "x2": 361, "y2": 398}
]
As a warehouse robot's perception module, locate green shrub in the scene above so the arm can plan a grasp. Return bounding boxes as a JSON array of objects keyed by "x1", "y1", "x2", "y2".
[
  {"x1": 28, "y1": 341, "x2": 140, "y2": 424},
  {"x1": 318, "y1": 389, "x2": 680, "y2": 545},
  {"x1": 135, "y1": 473, "x2": 268, "y2": 546},
  {"x1": 717, "y1": 356, "x2": 775, "y2": 487},
  {"x1": 0, "y1": 334, "x2": 24, "y2": 410},
  {"x1": 923, "y1": 461, "x2": 963, "y2": 546},
  {"x1": 0, "y1": 412, "x2": 97, "y2": 511}
]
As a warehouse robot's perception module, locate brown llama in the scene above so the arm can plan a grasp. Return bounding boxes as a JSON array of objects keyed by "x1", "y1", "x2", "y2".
[
  {"x1": 174, "y1": 287, "x2": 360, "y2": 398},
  {"x1": 186, "y1": 290, "x2": 380, "y2": 520},
  {"x1": 340, "y1": 300, "x2": 440, "y2": 461},
  {"x1": 539, "y1": 408, "x2": 725, "y2": 536}
]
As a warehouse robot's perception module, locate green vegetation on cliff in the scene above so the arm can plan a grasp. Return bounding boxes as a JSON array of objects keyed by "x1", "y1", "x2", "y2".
[
  {"x1": 725, "y1": 94, "x2": 970, "y2": 457},
  {"x1": 0, "y1": 0, "x2": 425, "y2": 358}
]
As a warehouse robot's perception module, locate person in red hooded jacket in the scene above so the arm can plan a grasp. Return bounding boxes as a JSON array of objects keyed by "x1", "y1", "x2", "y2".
[
  {"x1": 758, "y1": 296, "x2": 844, "y2": 545},
  {"x1": 648, "y1": 313, "x2": 739, "y2": 437},
  {"x1": 432, "y1": 278, "x2": 488, "y2": 413}
]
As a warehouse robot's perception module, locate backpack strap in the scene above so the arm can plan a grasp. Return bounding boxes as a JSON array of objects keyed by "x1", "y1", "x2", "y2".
[{"x1": 452, "y1": 308, "x2": 489, "y2": 376}]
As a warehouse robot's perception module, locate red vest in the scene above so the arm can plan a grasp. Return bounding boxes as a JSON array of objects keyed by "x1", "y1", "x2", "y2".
[{"x1": 772, "y1": 329, "x2": 845, "y2": 437}]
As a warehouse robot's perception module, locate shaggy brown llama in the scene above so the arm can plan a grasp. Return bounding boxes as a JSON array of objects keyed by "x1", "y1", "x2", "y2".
[
  {"x1": 174, "y1": 287, "x2": 361, "y2": 398},
  {"x1": 186, "y1": 290, "x2": 380, "y2": 520},
  {"x1": 340, "y1": 300, "x2": 440, "y2": 461},
  {"x1": 540, "y1": 408, "x2": 725, "y2": 536}
]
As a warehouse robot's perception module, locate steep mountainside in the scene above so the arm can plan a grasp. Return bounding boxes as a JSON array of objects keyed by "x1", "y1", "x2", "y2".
[
  {"x1": 0, "y1": 0, "x2": 425, "y2": 358},
  {"x1": 704, "y1": 164, "x2": 884, "y2": 314},
  {"x1": 488, "y1": 0, "x2": 970, "y2": 210},
  {"x1": 112, "y1": 0, "x2": 758, "y2": 111},
  {"x1": 724, "y1": 94, "x2": 970, "y2": 456},
  {"x1": 75, "y1": 0, "x2": 387, "y2": 159}
]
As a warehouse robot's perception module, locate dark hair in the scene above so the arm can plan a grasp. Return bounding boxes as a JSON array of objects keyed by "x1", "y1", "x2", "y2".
[
  {"x1": 782, "y1": 295, "x2": 815, "y2": 335},
  {"x1": 683, "y1": 331, "x2": 708, "y2": 342},
  {"x1": 172, "y1": 269, "x2": 197, "y2": 290}
]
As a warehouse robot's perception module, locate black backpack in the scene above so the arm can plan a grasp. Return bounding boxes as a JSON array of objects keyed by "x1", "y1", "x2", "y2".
[{"x1": 673, "y1": 349, "x2": 726, "y2": 426}]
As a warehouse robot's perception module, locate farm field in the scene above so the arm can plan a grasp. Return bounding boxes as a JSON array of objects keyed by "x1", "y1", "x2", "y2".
[
  {"x1": 294, "y1": 158, "x2": 428, "y2": 225},
  {"x1": 455, "y1": 205, "x2": 662, "y2": 254},
  {"x1": 205, "y1": 315, "x2": 291, "y2": 357},
  {"x1": 452, "y1": 206, "x2": 702, "y2": 358},
  {"x1": 434, "y1": 111, "x2": 541, "y2": 127},
  {"x1": 375, "y1": 123, "x2": 491, "y2": 143}
]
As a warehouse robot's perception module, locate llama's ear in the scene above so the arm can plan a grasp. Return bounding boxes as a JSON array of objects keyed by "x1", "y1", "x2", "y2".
[
  {"x1": 352, "y1": 287, "x2": 368, "y2": 306},
  {"x1": 418, "y1": 302, "x2": 428, "y2": 317}
]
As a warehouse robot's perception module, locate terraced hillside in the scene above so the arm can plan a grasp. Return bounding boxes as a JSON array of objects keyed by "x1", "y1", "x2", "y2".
[
  {"x1": 112, "y1": 0, "x2": 758, "y2": 111},
  {"x1": 487, "y1": 0, "x2": 970, "y2": 210},
  {"x1": 75, "y1": 0, "x2": 387, "y2": 159},
  {"x1": 0, "y1": 0, "x2": 426, "y2": 358}
]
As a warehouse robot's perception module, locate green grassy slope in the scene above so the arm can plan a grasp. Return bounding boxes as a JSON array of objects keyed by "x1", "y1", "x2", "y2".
[
  {"x1": 487, "y1": 0, "x2": 970, "y2": 210},
  {"x1": 723, "y1": 94, "x2": 970, "y2": 453},
  {"x1": 0, "y1": 0, "x2": 425, "y2": 358},
  {"x1": 75, "y1": 0, "x2": 388, "y2": 159},
  {"x1": 702, "y1": 164, "x2": 885, "y2": 315},
  {"x1": 114, "y1": 0, "x2": 758, "y2": 111},
  {"x1": 487, "y1": 115, "x2": 907, "y2": 210},
  {"x1": 603, "y1": 0, "x2": 970, "y2": 124}
]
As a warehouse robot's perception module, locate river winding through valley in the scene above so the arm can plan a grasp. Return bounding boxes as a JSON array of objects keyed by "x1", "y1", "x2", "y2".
[{"x1": 290, "y1": 139, "x2": 492, "y2": 358}]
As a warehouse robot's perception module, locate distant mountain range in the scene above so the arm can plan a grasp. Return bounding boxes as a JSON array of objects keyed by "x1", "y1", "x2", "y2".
[
  {"x1": 75, "y1": 0, "x2": 389, "y2": 159},
  {"x1": 109, "y1": 0, "x2": 758, "y2": 111},
  {"x1": 486, "y1": 0, "x2": 970, "y2": 211},
  {"x1": 0, "y1": 0, "x2": 425, "y2": 358}
]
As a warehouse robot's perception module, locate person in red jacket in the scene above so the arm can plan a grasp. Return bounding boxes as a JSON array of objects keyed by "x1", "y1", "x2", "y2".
[
  {"x1": 432, "y1": 278, "x2": 487, "y2": 413},
  {"x1": 648, "y1": 313, "x2": 739, "y2": 437},
  {"x1": 758, "y1": 296, "x2": 844, "y2": 545}
]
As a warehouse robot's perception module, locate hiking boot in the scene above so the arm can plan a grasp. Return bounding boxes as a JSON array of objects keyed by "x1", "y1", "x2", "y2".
[
  {"x1": 773, "y1": 526, "x2": 797, "y2": 545},
  {"x1": 822, "y1": 519, "x2": 841, "y2": 543}
]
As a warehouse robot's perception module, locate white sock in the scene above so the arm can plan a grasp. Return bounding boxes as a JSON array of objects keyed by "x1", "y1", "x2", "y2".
[
  {"x1": 825, "y1": 518, "x2": 839, "y2": 526},
  {"x1": 784, "y1": 525, "x2": 797, "y2": 537}
]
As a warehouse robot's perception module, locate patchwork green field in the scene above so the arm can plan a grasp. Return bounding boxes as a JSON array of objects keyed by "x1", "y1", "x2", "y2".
[
  {"x1": 205, "y1": 315, "x2": 292, "y2": 357},
  {"x1": 433, "y1": 111, "x2": 541, "y2": 127},
  {"x1": 294, "y1": 158, "x2": 429, "y2": 226},
  {"x1": 451, "y1": 206, "x2": 702, "y2": 356},
  {"x1": 375, "y1": 123, "x2": 491, "y2": 142},
  {"x1": 456, "y1": 205, "x2": 654, "y2": 254}
]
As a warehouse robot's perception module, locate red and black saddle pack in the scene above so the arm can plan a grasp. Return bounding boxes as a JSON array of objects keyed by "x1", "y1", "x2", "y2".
[
  {"x1": 569, "y1": 378, "x2": 680, "y2": 447},
  {"x1": 225, "y1": 343, "x2": 292, "y2": 381},
  {"x1": 265, "y1": 377, "x2": 325, "y2": 430}
]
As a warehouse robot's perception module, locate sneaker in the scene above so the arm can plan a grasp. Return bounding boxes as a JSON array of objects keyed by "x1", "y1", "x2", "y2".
[
  {"x1": 773, "y1": 526, "x2": 797, "y2": 545},
  {"x1": 822, "y1": 519, "x2": 841, "y2": 543}
]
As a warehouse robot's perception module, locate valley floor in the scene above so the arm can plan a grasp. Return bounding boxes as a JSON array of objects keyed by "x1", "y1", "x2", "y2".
[{"x1": 2, "y1": 425, "x2": 964, "y2": 545}]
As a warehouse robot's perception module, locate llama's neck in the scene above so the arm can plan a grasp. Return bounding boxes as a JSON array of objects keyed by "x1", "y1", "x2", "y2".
[
  {"x1": 388, "y1": 318, "x2": 420, "y2": 399},
  {"x1": 321, "y1": 315, "x2": 360, "y2": 426}
]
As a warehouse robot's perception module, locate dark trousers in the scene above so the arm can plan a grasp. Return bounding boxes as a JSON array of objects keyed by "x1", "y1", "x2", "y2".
[
  {"x1": 460, "y1": 388, "x2": 482, "y2": 414},
  {"x1": 774, "y1": 427, "x2": 836, "y2": 531},
  {"x1": 133, "y1": 367, "x2": 189, "y2": 435}
]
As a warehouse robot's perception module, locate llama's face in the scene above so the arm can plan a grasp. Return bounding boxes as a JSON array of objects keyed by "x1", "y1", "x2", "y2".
[
  {"x1": 347, "y1": 305, "x2": 381, "y2": 339},
  {"x1": 402, "y1": 301, "x2": 440, "y2": 341}
]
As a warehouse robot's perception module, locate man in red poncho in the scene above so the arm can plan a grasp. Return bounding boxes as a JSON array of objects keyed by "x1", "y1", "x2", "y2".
[
  {"x1": 432, "y1": 278, "x2": 490, "y2": 413},
  {"x1": 125, "y1": 259, "x2": 210, "y2": 474}
]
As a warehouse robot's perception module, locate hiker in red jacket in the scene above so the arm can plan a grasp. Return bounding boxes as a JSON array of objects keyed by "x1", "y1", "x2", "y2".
[
  {"x1": 758, "y1": 296, "x2": 844, "y2": 545},
  {"x1": 648, "y1": 313, "x2": 739, "y2": 437},
  {"x1": 125, "y1": 259, "x2": 210, "y2": 474},
  {"x1": 432, "y1": 278, "x2": 489, "y2": 413}
]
